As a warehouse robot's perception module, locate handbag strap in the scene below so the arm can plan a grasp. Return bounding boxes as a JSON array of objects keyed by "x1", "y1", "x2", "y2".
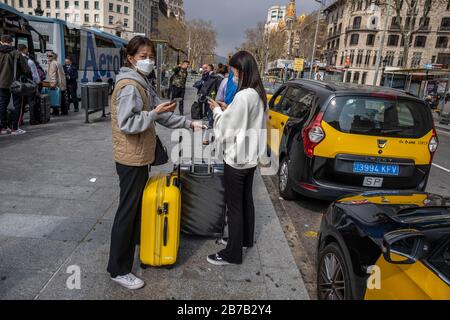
[{"x1": 13, "y1": 52, "x2": 18, "y2": 81}]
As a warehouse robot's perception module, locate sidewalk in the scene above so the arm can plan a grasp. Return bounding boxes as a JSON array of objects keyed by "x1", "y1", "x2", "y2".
[{"x1": 0, "y1": 80, "x2": 309, "y2": 300}]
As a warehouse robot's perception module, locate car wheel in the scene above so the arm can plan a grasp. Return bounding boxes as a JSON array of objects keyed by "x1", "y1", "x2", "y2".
[
  {"x1": 317, "y1": 242, "x2": 353, "y2": 300},
  {"x1": 278, "y1": 157, "x2": 297, "y2": 200}
]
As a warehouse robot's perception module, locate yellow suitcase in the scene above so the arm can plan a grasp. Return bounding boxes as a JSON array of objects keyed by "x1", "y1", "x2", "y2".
[{"x1": 140, "y1": 172, "x2": 181, "y2": 267}]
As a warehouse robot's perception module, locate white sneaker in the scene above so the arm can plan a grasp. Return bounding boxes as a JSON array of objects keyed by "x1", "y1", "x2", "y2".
[
  {"x1": 111, "y1": 273, "x2": 145, "y2": 290},
  {"x1": 0, "y1": 129, "x2": 10, "y2": 135},
  {"x1": 11, "y1": 129, "x2": 26, "y2": 135}
]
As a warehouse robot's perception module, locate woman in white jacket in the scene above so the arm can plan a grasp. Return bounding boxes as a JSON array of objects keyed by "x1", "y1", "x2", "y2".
[{"x1": 207, "y1": 51, "x2": 267, "y2": 265}]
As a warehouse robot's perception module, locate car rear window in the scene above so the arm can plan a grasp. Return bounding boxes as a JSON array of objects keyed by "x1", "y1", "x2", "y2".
[{"x1": 323, "y1": 96, "x2": 433, "y2": 138}]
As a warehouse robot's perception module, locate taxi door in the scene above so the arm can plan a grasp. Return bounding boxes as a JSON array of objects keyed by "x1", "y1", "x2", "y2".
[{"x1": 267, "y1": 86, "x2": 290, "y2": 157}]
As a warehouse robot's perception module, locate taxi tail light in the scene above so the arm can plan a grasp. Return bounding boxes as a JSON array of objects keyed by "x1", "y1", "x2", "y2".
[
  {"x1": 302, "y1": 112, "x2": 325, "y2": 157},
  {"x1": 428, "y1": 128, "x2": 438, "y2": 162}
]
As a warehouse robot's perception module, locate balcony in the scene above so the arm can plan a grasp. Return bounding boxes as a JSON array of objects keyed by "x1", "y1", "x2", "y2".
[
  {"x1": 417, "y1": 25, "x2": 431, "y2": 33},
  {"x1": 438, "y1": 26, "x2": 450, "y2": 32}
]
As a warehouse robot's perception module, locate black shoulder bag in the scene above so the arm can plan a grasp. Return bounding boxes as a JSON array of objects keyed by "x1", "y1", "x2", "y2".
[
  {"x1": 10, "y1": 53, "x2": 37, "y2": 97},
  {"x1": 152, "y1": 135, "x2": 169, "y2": 166}
]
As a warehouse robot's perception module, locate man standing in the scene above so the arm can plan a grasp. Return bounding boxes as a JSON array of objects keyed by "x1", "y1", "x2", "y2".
[
  {"x1": 0, "y1": 35, "x2": 31, "y2": 135},
  {"x1": 47, "y1": 51, "x2": 67, "y2": 116},
  {"x1": 171, "y1": 60, "x2": 190, "y2": 115},
  {"x1": 64, "y1": 57, "x2": 79, "y2": 112},
  {"x1": 19, "y1": 44, "x2": 40, "y2": 126}
]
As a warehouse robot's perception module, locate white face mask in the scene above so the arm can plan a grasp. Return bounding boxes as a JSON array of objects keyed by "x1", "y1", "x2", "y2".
[{"x1": 135, "y1": 59, "x2": 155, "y2": 76}]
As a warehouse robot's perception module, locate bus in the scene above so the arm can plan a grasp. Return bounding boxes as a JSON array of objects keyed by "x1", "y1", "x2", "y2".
[
  {"x1": 0, "y1": 3, "x2": 46, "y2": 56},
  {"x1": 25, "y1": 15, "x2": 127, "y2": 96}
]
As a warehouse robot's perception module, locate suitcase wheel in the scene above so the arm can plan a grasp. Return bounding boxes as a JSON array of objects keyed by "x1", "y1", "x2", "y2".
[
  {"x1": 140, "y1": 263, "x2": 148, "y2": 270},
  {"x1": 166, "y1": 265, "x2": 174, "y2": 270}
]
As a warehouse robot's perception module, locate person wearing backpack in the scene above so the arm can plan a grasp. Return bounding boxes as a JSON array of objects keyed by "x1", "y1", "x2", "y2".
[{"x1": 0, "y1": 35, "x2": 31, "y2": 136}]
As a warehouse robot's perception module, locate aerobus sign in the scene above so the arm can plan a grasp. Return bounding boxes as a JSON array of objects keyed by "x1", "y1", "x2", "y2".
[{"x1": 80, "y1": 31, "x2": 122, "y2": 83}]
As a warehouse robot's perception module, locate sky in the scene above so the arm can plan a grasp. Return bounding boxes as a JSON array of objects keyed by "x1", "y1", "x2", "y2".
[{"x1": 184, "y1": 0, "x2": 319, "y2": 57}]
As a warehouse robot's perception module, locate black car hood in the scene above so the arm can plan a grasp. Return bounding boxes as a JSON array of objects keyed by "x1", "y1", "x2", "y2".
[{"x1": 336, "y1": 191, "x2": 450, "y2": 240}]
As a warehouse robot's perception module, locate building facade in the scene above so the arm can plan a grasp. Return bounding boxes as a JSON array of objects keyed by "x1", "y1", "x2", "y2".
[
  {"x1": 1, "y1": 0, "x2": 163, "y2": 40},
  {"x1": 265, "y1": 5, "x2": 287, "y2": 31},
  {"x1": 323, "y1": 0, "x2": 450, "y2": 85},
  {"x1": 165, "y1": 0, "x2": 183, "y2": 21}
]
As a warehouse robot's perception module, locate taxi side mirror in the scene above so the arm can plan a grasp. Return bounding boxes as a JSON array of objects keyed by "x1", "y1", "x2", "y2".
[{"x1": 382, "y1": 229, "x2": 426, "y2": 265}]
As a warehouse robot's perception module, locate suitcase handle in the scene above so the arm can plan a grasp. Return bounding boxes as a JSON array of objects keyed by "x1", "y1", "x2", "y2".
[{"x1": 163, "y1": 217, "x2": 168, "y2": 247}]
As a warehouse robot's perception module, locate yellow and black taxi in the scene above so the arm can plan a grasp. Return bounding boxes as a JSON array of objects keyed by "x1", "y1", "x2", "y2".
[
  {"x1": 317, "y1": 191, "x2": 450, "y2": 300},
  {"x1": 267, "y1": 80, "x2": 438, "y2": 200}
]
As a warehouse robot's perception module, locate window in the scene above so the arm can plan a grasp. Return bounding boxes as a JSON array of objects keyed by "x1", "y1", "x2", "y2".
[
  {"x1": 356, "y1": 49, "x2": 363, "y2": 66},
  {"x1": 270, "y1": 86, "x2": 289, "y2": 113},
  {"x1": 279, "y1": 87, "x2": 315, "y2": 118},
  {"x1": 366, "y1": 34, "x2": 375, "y2": 46},
  {"x1": 387, "y1": 34, "x2": 399, "y2": 46},
  {"x1": 391, "y1": 17, "x2": 401, "y2": 29},
  {"x1": 365, "y1": 50, "x2": 372, "y2": 66},
  {"x1": 84, "y1": 1, "x2": 89, "y2": 9},
  {"x1": 397, "y1": 52, "x2": 404, "y2": 67},
  {"x1": 65, "y1": 0, "x2": 69, "y2": 9},
  {"x1": 323, "y1": 97, "x2": 432, "y2": 138},
  {"x1": 353, "y1": 16, "x2": 362, "y2": 29},
  {"x1": 65, "y1": 13, "x2": 69, "y2": 21},
  {"x1": 94, "y1": 14, "x2": 100, "y2": 23},
  {"x1": 117, "y1": 5, "x2": 121, "y2": 13},
  {"x1": 345, "y1": 71, "x2": 352, "y2": 83},
  {"x1": 361, "y1": 72, "x2": 367, "y2": 85},
  {"x1": 414, "y1": 36, "x2": 427, "y2": 47},
  {"x1": 109, "y1": 3, "x2": 113, "y2": 11},
  {"x1": 411, "y1": 52, "x2": 422, "y2": 68},
  {"x1": 436, "y1": 36, "x2": 449, "y2": 48},
  {"x1": 124, "y1": 18, "x2": 128, "y2": 27},
  {"x1": 74, "y1": 1, "x2": 79, "y2": 8},
  {"x1": 350, "y1": 49, "x2": 355, "y2": 65},
  {"x1": 124, "y1": 6, "x2": 129, "y2": 15},
  {"x1": 84, "y1": 14, "x2": 89, "y2": 23},
  {"x1": 427, "y1": 237, "x2": 450, "y2": 282},
  {"x1": 109, "y1": 16, "x2": 114, "y2": 25},
  {"x1": 94, "y1": 1, "x2": 99, "y2": 10},
  {"x1": 353, "y1": 72, "x2": 360, "y2": 84},
  {"x1": 350, "y1": 34, "x2": 359, "y2": 45},
  {"x1": 386, "y1": 51, "x2": 395, "y2": 66}
]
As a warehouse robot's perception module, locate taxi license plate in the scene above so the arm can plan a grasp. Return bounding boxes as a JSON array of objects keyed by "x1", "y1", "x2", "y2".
[{"x1": 363, "y1": 177, "x2": 383, "y2": 187}]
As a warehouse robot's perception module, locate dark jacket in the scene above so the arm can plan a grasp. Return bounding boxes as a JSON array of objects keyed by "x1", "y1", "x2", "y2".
[
  {"x1": 63, "y1": 64, "x2": 78, "y2": 85},
  {"x1": 200, "y1": 73, "x2": 224, "y2": 97},
  {"x1": 0, "y1": 44, "x2": 31, "y2": 89},
  {"x1": 171, "y1": 66, "x2": 188, "y2": 88}
]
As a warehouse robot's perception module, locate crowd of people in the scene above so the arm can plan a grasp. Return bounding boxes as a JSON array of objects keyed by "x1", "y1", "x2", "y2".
[{"x1": 0, "y1": 34, "x2": 81, "y2": 136}]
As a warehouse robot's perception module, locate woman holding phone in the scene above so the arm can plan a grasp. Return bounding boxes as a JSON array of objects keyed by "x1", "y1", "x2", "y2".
[
  {"x1": 108, "y1": 36, "x2": 202, "y2": 290},
  {"x1": 207, "y1": 51, "x2": 267, "y2": 265}
]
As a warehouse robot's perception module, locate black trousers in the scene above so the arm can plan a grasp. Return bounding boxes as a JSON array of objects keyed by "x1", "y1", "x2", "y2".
[
  {"x1": 67, "y1": 82, "x2": 79, "y2": 110},
  {"x1": 107, "y1": 163, "x2": 149, "y2": 278},
  {"x1": 219, "y1": 164, "x2": 256, "y2": 264},
  {"x1": 0, "y1": 88, "x2": 22, "y2": 130},
  {"x1": 171, "y1": 85, "x2": 185, "y2": 115}
]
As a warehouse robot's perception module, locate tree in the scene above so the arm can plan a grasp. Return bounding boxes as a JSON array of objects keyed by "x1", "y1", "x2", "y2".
[
  {"x1": 292, "y1": 11, "x2": 327, "y2": 62},
  {"x1": 240, "y1": 22, "x2": 287, "y2": 73},
  {"x1": 186, "y1": 19, "x2": 217, "y2": 70}
]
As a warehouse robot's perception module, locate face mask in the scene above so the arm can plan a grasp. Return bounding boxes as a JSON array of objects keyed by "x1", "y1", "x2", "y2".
[
  {"x1": 232, "y1": 75, "x2": 239, "y2": 85},
  {"x1": 135, "y1": 59, "x2": 155, "y2": 76}
]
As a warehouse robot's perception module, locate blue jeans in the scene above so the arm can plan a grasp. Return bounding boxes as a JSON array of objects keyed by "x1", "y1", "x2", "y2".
[{"x1": 0, "y1": 88, "x2": 22, "y2": 130}]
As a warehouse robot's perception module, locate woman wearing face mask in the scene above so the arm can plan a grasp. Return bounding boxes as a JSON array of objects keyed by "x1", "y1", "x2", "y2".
[
  {"x1": 207, "y1": 51, "x2": 267, "y2": 266},
  {"x1": 108, "y1": 36, "x2": 201, "y2": 290}
]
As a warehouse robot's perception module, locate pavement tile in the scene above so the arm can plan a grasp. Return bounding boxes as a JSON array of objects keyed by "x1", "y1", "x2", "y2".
[
  {"x1": 256, "y1": 217, "x2": 298, "y2": 269},
  {"x1": 0, "y1": 213, "x2": 97, "y2": 242},
  {"x1": 0, "y1": 268, "x2": 52, "y2": 300},
  {"x1": 262, "y1": 267, "x2": 310, "y2": 300},
  {"x1": 84, "y1": 220, "x2": 113, "y2": 245},
  {"x1": 0, "y1": 237, "x2": 78, "y2": 272},
  {"x1": 0, "y1": 195, "x2": 54, "y2": 215},
  {"x1": 43, "y1": 198, "x2": 113, "y2": 219}
]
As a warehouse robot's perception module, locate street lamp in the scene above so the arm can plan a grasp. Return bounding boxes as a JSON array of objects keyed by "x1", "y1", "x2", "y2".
[
  {"x1": 310, "y1": 0, "x2": 325, "y2": 80},
  {"x1": 380, "y1": 57, "x2": 388, "y2": 87}
]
